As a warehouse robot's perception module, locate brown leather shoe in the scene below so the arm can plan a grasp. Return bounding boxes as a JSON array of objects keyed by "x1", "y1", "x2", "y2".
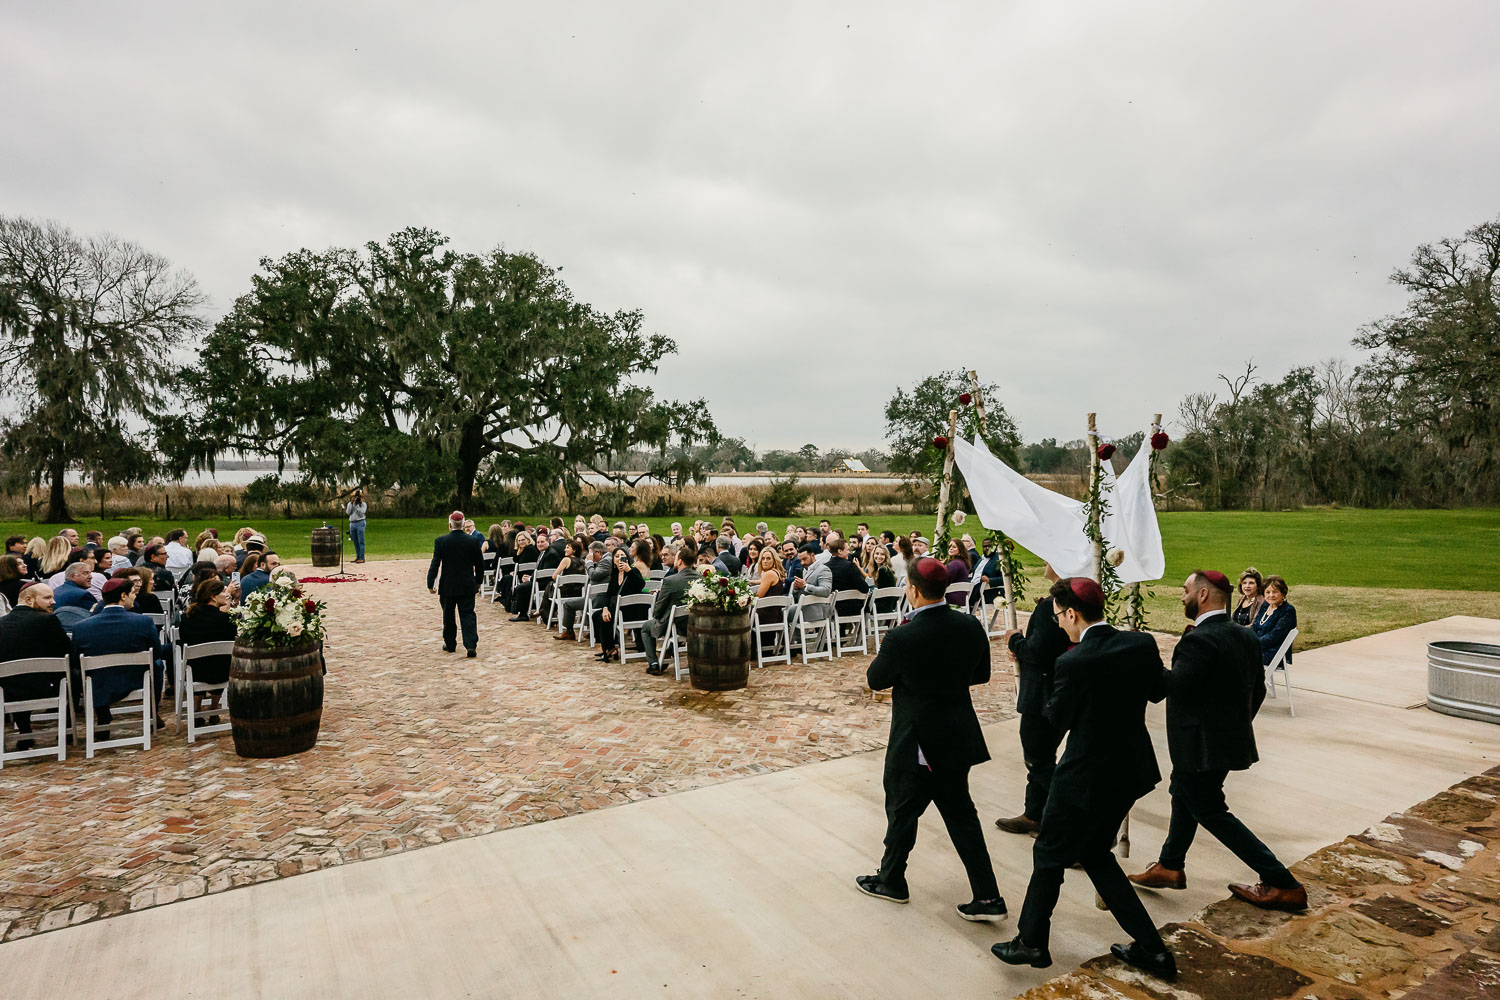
[
  {"x1": 1129, "y1": 863, "x2": 1187, "y2": 890},
  {"x1": 995, "y1": 814, "x2": 1040, "y2": 835},
  {"x1": 554, "y1": 630, "x2": 578, "y2": 642},
  {"x1": 1229, "y1": 882, "x2": 1308, "y2": 911}
]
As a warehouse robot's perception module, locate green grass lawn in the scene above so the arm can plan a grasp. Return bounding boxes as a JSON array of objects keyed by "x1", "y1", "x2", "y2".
[{"x1": 8, "y1": 508, "x2": 1496, "y2": 646}]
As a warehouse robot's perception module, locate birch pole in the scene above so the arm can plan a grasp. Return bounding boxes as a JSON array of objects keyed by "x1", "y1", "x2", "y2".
[
  {"x1": 1085, "y1": 412, "x2": 1103, "y2": 582},
  {"x1": 967, "y1": 369, "x2": 1017, "y2": 630},
  {"x1": 932, "y1": 408, "x2": 960, "y2": 549},
  {"x1": 1124, "y1": 411, "x2": 1162, "y2": 632}
]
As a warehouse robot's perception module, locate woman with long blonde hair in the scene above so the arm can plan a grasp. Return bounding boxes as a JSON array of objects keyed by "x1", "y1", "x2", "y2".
[{"x1": 40, "y1": 536, "x2": 72, "y2": 576}]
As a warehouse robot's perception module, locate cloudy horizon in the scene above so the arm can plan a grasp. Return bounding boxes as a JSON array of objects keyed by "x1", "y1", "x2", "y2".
[{"x1": 5, "y1": 1, "x2": 1498, "y2": 452}]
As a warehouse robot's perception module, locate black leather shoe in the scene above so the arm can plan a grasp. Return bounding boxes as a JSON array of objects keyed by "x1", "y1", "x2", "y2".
[
  {"x1": 956, "y1": 898, "x2": 1007, "y2": 922},
  {"x1": 466, "y1": 648, "x2": 477, "y2": 658},
  {"x1": 991, "y1": 934, "x2": 1051, "y2": 968},
  {"x1": 854, "y1": 873, "x2": 909, "y2": 903},
  {"x1": 508, "y1": 614, "x2": 528, "y2": 623},
  {"x1": 1111, "y1": 941, "x2": 1177, "y2": 980},
  {"x1": 443, "y1": 645, "x2": 456, "y2": 653},
  {"x1": 646, "y1": 662, "x2": 664, "y2": 676}
]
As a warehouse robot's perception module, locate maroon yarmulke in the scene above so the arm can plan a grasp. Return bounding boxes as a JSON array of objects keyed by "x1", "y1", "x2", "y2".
[
  {"x1": 101, "y1": 577, "x2": 130, "y2": 594},
  {"x1": 1068, "y1": 577, "x2": 1106, "y2": 606},
  {"x1": 1198, "y1": 569, "x2": 1232, "y2": 592},
  {"x1": 911, "y1": 556, "x2": 949, "y2": 585}
]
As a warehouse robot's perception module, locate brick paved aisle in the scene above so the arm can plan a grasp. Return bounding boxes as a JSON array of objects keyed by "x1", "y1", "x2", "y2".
[{"x1": 0, "y1": 559, "x2": 1019, "y2": 942}]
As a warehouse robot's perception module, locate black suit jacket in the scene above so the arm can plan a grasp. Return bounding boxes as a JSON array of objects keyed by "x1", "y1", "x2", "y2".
[
  {"x1": 538, "y1": 539, "x2": 567, "y2": 573},
  {"x1": 0, "y1": 605, "x2": 73, "y2": 662},
  {"x1": 1166, "y1": 613, "x2": 1265, "y2": 772},
  {"x1": 827, "y1": 555, "x2": 870, "y2": 616},
  {"x1": 1046, "y1": 624, "x2": 1166, "y2": 808},
  {"x1": 867, "y1": 604, "x2": 991, "y2": 774},
  {"x1": 427, "y1": 530, "x2": 484, "y2": 596},
  {"x1": 1009, "y1": 596, "x2": 1071, "y2": 716}
]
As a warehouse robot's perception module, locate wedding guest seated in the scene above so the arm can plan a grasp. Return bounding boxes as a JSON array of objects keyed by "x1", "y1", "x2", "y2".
[
  {"x1": 123, "y1": 566, "x2": 165, "y2": 616},
  {"x1": 754, "y1": 549, "x2": 788, "y2": 625},
  {"x1": 69, "y1": 576, "x2": 169, "y2": 737},
  {"x1": 1252, "y1": 576, "x2": 1297, "y2": 666},
  {"x1": 0, "y1": 554, "x2": 24, "y2": 609},
  {"x1": 0, "y1": 582, "x2": 72, "y2": 750},
  {"x1": 713, "y1": 536, "x2": 742, "y2": 576},
  {"x1": 238, "y1": 553, "x2": 270, "y2": 605},
  {"x1": 594, "y1": 541, "x2": 650, "y2": 663},
  {"x1": 508, "y1": 531, "x2": 544, "y2": 620},
  {"x1": 825, "y1": 537, "x2": 870, "y2": 618},
  {"x1": 868, "y1": 546, "x2": 900, "y2": 612},
  {"x1": 53, "y1": 562, "x2": 97, "y2": 610},
  {"x1": 177, "y1": 577, "x2": 237, "y2": 723},
  {"x1": 141, "y1": 544, "x2": 177, "y2": 594},
  {"x1": 1233, "y1": 567, "x2": 1266, "y2": 627},
  {"x1": 944, "y1": 540, "x2": 972, "y2": 605},
  {"x1": 23, "y1": 536, "x2": 47, "y2": 577}
]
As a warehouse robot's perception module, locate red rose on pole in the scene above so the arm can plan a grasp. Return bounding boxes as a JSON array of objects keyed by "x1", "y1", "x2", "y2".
[
  {"x1": 1097, "y1": 442, "x2": 1116, "y2": 461},
  {"x1": 932, "y1": 435, "x2": 949, "y2": 451},
  {"x1": 958, "y1": 392, "x2": 972, "y2": 406},
  {"x1": 1151, "y1": 431, "x2": 1170, "y2": 450}
]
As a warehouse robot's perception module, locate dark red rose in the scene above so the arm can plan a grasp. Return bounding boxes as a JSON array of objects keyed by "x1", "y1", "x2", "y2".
[
  {"x1": 303, "y1": 599, "x2": 317, "y2": 614},
  {"x1": 1151, "y1": 431, "x2": 1170, "y2": 450},
  {"x1": 958, "y1": 392, "x2": 972, "y2": 405},
  {"x1": 292, "y1": 587, "x2": 303, "y2": 599},
  {"x1": 1097, "y1": 442, "x2": 1116, "y2": 461},
  {"x1": 263, "y1": 597, "x2": 275, "y2": 612},
  {"x1": 932, "y1": 435, "x2": 949, "y2": 451}
]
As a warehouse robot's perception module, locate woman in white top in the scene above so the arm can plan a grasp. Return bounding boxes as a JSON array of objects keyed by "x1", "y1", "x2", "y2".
[{"x1": 345, "y1": 489, "x2": 368, "y2": 563}]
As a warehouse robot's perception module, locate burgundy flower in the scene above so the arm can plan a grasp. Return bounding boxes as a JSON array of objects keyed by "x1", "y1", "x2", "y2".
[
  {"x1": 1151, "y1": 431, "x2": 1170, "y2": 450},
  {"x1": 1097, "y1": 442, "x2": 1116, "y2": 461},
  {"x1": 263, "y1": 597, "x2": 275, "y2": 612},
  {"x1": 303, "y1": 599, "x2": 317, "y2": 614},
  {"x1": 932, "y1": 435, "x2": 949, "y2": 451},
  {"x1": 292, "y1": 587, "x2": 303, "y2": 599},
  {"x1": 958, "y1": 392, "x2": 972, "y2": 406}
]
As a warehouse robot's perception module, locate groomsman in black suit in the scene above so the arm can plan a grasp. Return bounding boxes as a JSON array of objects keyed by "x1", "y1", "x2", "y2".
[
  {"x1": 856, "y1": 557, "x2": 1006, "y2": 923},
  {"x1": 1128, "y1": 570, "x2": 1308, "y2": 911},
  {"x1": 993, "y1": 578, "x2": 1176, "y2": 981},
  {"x1": 995, "y1": 563, "x2": 1071, "y2": 835},
  {"x1": 427, "y1": 511, "x2": 485, "y2": 657}
]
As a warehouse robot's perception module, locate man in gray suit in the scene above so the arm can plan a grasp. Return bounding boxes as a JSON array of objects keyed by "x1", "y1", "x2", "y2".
[
  {"x1": 643, "y1": 541, "x2": 700, "y2": 676},
  {"x1": 792, "y1": 543, "x2": 833, "y2": 651},
  {"x1": 556, "y1": 542, "x2": 613, "y2": 642}
]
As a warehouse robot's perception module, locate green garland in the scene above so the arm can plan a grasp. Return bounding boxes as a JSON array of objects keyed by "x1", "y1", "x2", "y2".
[{"x1": 1082, "y1": 460, "x2": 1126, "y2": 625}]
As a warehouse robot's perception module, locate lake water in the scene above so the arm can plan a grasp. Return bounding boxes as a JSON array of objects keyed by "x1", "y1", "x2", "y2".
[{"x1": 69, "y1": 470, "x2": 911, "y2": 487}]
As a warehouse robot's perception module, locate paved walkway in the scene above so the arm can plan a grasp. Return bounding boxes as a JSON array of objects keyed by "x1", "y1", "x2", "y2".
[
  {"x1": 1, "y1": 610, "x2": 1496, "y2": 997},
  {"x1": 0, "y1": 560, "x2": 1020, "y2": 942}
]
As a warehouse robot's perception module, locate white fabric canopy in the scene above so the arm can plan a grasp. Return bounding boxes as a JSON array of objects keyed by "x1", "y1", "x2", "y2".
[{"x1": 953, "y1": 434, "x2": 1166, "y2": 584}]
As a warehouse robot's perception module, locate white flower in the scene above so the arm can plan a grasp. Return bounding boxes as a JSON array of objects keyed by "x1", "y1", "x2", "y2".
[
  {"x1": 1105, "y1": 547, "x2": 1125, "y2": 567},
  {"x1": 950, "y1": 510, "x2": 967, "y2": 525},
  {"x1": 287, "y1": 621, "x2": 304, "y2": 637}
]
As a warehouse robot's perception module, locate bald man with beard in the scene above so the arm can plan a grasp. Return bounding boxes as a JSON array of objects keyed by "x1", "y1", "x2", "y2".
[{"x1": 0, "y1": 583, "x2": 73, "y2": 750}]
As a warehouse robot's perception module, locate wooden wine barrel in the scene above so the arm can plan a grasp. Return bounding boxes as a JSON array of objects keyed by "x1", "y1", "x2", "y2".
[
  {"x1": 229, "y1": 641, "x2": 324, "y2": 758},
  {"x1": 686, "y1": 605, "x2": 752, "y2": 691},
  {"x1": 310, "y1": 524, "x2": 342, "y2": 567}
]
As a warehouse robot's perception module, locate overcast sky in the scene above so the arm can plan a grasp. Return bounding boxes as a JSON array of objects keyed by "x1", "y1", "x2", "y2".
[{"x1": 5, "y1": 2, "x2": 1498, "y2": 451}]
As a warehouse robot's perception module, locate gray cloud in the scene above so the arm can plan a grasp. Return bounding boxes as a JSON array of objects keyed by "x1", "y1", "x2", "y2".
[{"x1": 5, "y1": 1, "x2": 1497, "y2": 449}]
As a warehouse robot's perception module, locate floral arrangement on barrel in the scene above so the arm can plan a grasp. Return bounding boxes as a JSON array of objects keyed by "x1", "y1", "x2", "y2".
[
  {"x1": 681, "y1": 567, "x2": 753, "y2": 613},
  {"x1": 228, "y1": 573, "x2": 328, "y2": 647}
]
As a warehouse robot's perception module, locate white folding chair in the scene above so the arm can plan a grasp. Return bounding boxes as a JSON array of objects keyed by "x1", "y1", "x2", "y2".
[
  {"x1": 648, "y1": 569, "x2": 666, "y2": 582},
  {"x1": 0, "y1": 657, "x2": 71, "y2": 767},
  {"x1": 831, "y1": 589, "x2": 870, "y2": 657},
  {"x1": 943, "y1": 582, "x2": 970, "y2": 608},
  {"x1": 1265, "y1": 627, "x2": 1299, "y2": 717},
  {"x1": 181, "y1": 641, "x2": 234, "y2": 743},
  {"x1": 867, "y1": 587, "x2": 906, "y2": 651},
  {"x1": 663, "y1": 605, "x2": 691, "y2": 681},
  {"x1": 615, "y1": 594, "x2": 655, "y2": 664},
  {"x1": 528, "y1": 568, "x2": 556, "y2": 620},
  {"x1": 0, "y1": 592, "x2": 12, "y2": 615},
  {"x1": 752, "y1": 596, "x2": 791, "y2": 668},
  {"x1": 480, "y1": 552, "x2": 498, "y2": 599},
  {"x1": 494, "y1": 558, "x2": 522, "y2": 604},
  {"x1": 579, "y1": 582, "x2": 609, "y2": 644},
  {"x1": 78, "y1": 650, "x2": 155, "y2": 757},
  {"x1": 547, "y1": 573, "x2": 586, "y2": 632},
  {"x1": 791, "y1": 595, "x2": 833, "y2": 663}
]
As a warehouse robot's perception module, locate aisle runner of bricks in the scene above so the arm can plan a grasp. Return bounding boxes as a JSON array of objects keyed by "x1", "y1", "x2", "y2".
[{"x1": 0, "y1": 559, "x2": 1021, "y2": 942}]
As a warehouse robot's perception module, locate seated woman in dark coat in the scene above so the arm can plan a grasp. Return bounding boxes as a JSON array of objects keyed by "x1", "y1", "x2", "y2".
[
  {"x1": 177, "y1": 578, "x2": 238, "y2": 720},
  {"x1": 1252, "y1": 575, "x2": 1297, "y2": 666},
  {"x1": 594, "y1": 542, "x2": 648, "y2": 662},
  {"x1": 125, "y1": 566, "x2": 165, "y2": 616},
  {"x1": 508, "y1": 532, "x2": 542, "y2": 620}
]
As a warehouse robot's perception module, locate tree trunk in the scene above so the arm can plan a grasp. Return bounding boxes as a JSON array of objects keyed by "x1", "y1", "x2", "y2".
[
  {"x1": 45, "y1": 447, "x2": 72, "y2": 523},
  {"x1": 453, "y1": 415, "x2": 484, "y2": 510}
]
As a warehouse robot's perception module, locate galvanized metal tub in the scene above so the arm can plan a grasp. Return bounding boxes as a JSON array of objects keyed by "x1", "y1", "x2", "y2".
[{"x1": 1427, "y1": 641, "x2": 1500, "y2": 725}]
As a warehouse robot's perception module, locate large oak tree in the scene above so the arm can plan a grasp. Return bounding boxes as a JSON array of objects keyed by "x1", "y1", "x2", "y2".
[
  {"x1": 0, "y1": 216, "x2": 205, "y2": 521},
  {"x1": 162, "y1": 227, "x2": 716, "y2": 509}
]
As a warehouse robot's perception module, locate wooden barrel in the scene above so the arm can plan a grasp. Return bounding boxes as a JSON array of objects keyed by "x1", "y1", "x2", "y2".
[
  {"x1": 229, "y1": 641, "x2": 324, "y2": 758},
  {"x1": 310, "y1": 524, "x2": 342, "y2": 567},
  {"x1": 686, "y1": 605, "x2": 752, "y2": 691}
]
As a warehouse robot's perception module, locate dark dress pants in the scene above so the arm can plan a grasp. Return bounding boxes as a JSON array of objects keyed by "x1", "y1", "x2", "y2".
[
  {"x1": 1159, "y1": 769, "x2": 1298, "y2": 888},
  {"x1": 1019, "y1": 712, "x2": 1064, "y2": 820},
  {"x1": 1018, "y1": 794, "x2": 1165, "y2": 952},
  {"x1": 441, "y1": 592, "x2": 478, "y2": 651},
  {"x1": 879, "y1": 761, "x2": 1000, "y2": 900}
]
